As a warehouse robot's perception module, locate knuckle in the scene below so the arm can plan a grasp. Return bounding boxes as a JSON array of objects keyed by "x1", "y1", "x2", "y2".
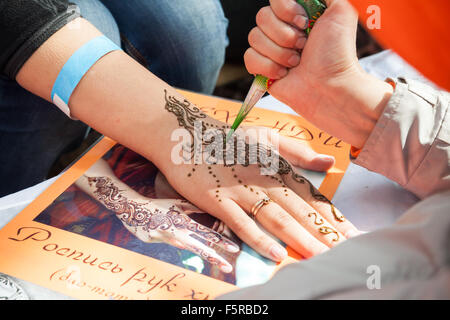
[
  {"x1": 230, "y1": 216, "x2": 250, "y2": 235},
  {"x1": 269, "y1": 210, "x2": 293, "y2": 230},
  {"x1": 280, "y1": 49, "x2": 297, "y2": 63},
  {"x1": 302, "y1": 241, "x2": 328, "y2": 258},
  {"x1": 279, "y1": 29, "x2": 298, "y2": 48},
  {"x1": 243, "y1": 47, "x2": 252, "y2": 60},
  {"x1": 243, "y1": 49, "x2": 256, "y2": 73},
  {"x1": 247, "y1": 27, "x2": 260, "y2": 46},
  {"x1": 268, "y1": 64, "x2": 284, "y2": 78},
  {"x1": 252, "y1": 233, "x2": 269, "y2": 250},
  {"x1": 255, "y1": 6, "x2": 271, "y2": 26},
  {"x1": 275, "y1": 0, "x2": 293, "y2": 20}
]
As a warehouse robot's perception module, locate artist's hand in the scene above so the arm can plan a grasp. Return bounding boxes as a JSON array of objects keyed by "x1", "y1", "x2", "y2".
[
  {"x1": 158, "y1": 115, "x2": 360, "y2": 262},
  {"x1": 244, "y1": 0, "x2": 393, "y2": 149},
  {"x1": 75, "y1": 160, "x2": 239, "y2": 274}
]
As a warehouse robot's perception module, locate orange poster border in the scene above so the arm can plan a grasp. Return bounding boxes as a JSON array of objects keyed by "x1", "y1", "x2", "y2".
[{"x1": 0, "y1": 90, "x2": 351, "y2": 300}]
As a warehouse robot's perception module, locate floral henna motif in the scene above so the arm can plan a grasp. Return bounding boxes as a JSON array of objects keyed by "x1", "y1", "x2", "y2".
[
  {"x1": 308, "y1": 212, "x2": 324, "y2": 225},
  {"x1": 318, "y1": 226, "x2": 340, "y2": 242},
  {"x1": 163, "y1": 90, "x2": 346, "y2": 223},
  {"x1": 184, "y1": 243, "x2": 223, "y2": 266},
  {"x1": 164, "y1": 90, "x2": 207, "y2": 132},
  {"x1": 308, "y1": 212, "x2": 340, "y2": 242},
  {"x1": 86, "y1": 176, "x2": 236, "y2": 249},
  {"x1": 164, "y1": 89, "x2": 207, "y2": 158}
]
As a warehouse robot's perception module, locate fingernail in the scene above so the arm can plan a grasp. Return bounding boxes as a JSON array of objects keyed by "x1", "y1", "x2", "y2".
[
  {"x1": 314, "y1": 154, "x2": 335, "y2": 164},
  {"x1": 287, "y1": 54, "x2": 300, "y2": 67},
  {"x1": 220, "y1": 264, "x2": 233, "y2": 273},
  {"x1": 270, "y1": 245, "x2": 287, "y2": 261},
  {"x1": 278, "y1": 68, "x2": 288, "y2": 78},
  {"x1": 226, "y1": 243, "x2": 240, "y2": 253},
  {"x1": 294, "y1": 2, "x2": 308, "y2": 18},
  {"x1": 293, "y1": 14, "x2": 309, "y2": 30},
  {"x1": 295, "y1": 36, "x2": 307, "y2": 49}
]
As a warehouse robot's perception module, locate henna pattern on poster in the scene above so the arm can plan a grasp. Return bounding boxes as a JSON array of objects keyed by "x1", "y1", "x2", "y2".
[{"x1": 86, "y1": 176, "x2": 238, "y2": 265}]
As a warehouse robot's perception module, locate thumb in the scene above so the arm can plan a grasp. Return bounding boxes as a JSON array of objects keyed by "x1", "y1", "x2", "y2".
[
  {"x1": 278, "y1": 134, "x2": 335, "y2": 171},
  {"x1": 322, "y1": 0, "x2": 358, "y2": 23}
]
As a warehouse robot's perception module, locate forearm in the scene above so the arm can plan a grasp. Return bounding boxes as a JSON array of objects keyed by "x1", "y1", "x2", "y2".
[
  {"x1": 75, "y1": 166, "x2": 159, "y2": 243},
  {"x1": 75, "y1": 160, "x2": 158, "y2": 238},
  {"x1": 75, "y1": 160, "x2": 154, "y2": 223},
  {"x1": 16, "y1": 18, "x2": 188, "y2": 169}
]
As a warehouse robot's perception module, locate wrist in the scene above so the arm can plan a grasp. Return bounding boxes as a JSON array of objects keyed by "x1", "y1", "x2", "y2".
[
  {"x1": 316, "y1": 69, "x2": 393, "y2": 150},
  {"x1": 342, "y1": 71, "x2": 393, "y2": 149}
]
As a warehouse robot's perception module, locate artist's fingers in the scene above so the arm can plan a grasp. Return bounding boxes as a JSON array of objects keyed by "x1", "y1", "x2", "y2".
[
  {"x1": 244, "y1": 47, "x2": 288, "y2": 80},
  {"x1": 267, "y1": 188, "x2": 345, "y2": 248},
  {"x1": 277, "y1": 134, "x2": 335, "y2": 171},
  {"x1": 256, "y1": 6, "x2": 307, "y2": 49},
  {"x1": 180, "y1": 232, "x2": 233, "y2": 273},
  {"x1": 251, "y1": 197, "x2": 329, "y2": 258},
  {"x1": 248, "y1": 27, "x2": 301, "y2": 68},
  {"x1": 216, "y1": 198, "x2": 288, "y2": 262},
  {"x1": 187, "y1": 220, "x2": 240, "y2": 253},
  {"x1": 269, "y1": 0, "x2": 310, "y2": 30},
  {"x1": 283, "y1": 171, "x2": 361, "y2": 239}
]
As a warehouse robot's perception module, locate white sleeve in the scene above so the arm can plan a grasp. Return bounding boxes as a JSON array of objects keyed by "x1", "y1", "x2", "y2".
[
  {"x1": 353, "y1": 78, "x2": 450, "y2": 199},
  {"x1": 218, "y1": 78, "x2": 450, "y2": 300}
]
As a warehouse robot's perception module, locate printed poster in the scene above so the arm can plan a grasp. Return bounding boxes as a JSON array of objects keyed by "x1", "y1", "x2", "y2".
[{"x1": 0, "y1": 90, "x2": 351, "y2": 300}]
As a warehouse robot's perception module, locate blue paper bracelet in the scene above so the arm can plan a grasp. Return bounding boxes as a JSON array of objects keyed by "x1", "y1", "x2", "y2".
[{"x1": 51, "y1": 35, "x2": 121, "y2": 118}]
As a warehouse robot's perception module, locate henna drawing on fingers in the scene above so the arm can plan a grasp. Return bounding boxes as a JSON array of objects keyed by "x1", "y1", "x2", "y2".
[
  {"x1": 318, "y1": 226, "x2": 340, "y2": 242},
  {"x1": 164, "y1": 90, "x2": 345, "y2": 222},
  {"x1": 308, "y1": 212, "x2": 324, "y2": 225}
]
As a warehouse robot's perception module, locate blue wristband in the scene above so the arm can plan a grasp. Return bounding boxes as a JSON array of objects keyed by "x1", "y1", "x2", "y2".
[{"x1": 51, "y1": 35, "x2": 121, "y2": 118}]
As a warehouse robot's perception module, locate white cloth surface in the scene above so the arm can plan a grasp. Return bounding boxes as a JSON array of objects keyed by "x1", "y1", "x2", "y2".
[{"x1": 0, "y1": 175, "x2": 72, "y2": 299}]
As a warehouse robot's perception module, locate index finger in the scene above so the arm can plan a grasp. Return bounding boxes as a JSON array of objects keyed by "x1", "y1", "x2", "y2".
[
  {"x1": 180, "y1": 232, "x2": 234, "y2": 273},
  {"x1": 186, "y1": 219, "x2": 240, "y2": 253},
  {"x1": 270, "y1": 0, "x2": 310, "y2": 30}
]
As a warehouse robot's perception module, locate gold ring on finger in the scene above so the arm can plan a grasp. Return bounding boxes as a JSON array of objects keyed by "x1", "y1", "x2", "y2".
[{"x1": 250, "y1": 196, "x2": 272, "y2": 220}]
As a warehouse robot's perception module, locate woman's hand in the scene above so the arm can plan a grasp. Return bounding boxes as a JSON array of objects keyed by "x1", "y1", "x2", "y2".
[
  {"x1": 15, "y1": 15, "x2": 359, "y2": 265},
  {"x1": 244, "y1": 0, "x2": 394, "y2": 149},
  {"x1": 155, "y1": 91, "x2": 360, "y2": 262},
  {"x1": 75, "y1": 160, "x2": 239, "y2": 274}
]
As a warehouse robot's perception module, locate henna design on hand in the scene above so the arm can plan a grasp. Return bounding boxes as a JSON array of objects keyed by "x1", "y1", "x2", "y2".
[
  {"x1": 308, "y1": 212, "x2": 324, "y2": 225},
  {"x1": 318, "y1": 226, "x2": 340, "y2": 242},
  {"x1": 86, "y1": 176, "x2": 238, "y2": 251},
  {"x1": 164, "y1": 90, "x2": 345, "y2": 222}
]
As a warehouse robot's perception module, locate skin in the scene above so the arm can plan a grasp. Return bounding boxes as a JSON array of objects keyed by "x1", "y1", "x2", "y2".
[
  {"x1": 15, "y1": 17, "x2": 359, "y2": 262},
  {"x1": 75, "y1": 159, "x2": 239, "y2": 274},
  {"x1": 244, "y1": 0, "x2": 394, "y2": 150}
]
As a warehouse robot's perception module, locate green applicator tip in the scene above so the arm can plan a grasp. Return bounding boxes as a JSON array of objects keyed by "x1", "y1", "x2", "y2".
[{"x1": 226, "y1": 128, "x2": 235, "y2": 142}]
